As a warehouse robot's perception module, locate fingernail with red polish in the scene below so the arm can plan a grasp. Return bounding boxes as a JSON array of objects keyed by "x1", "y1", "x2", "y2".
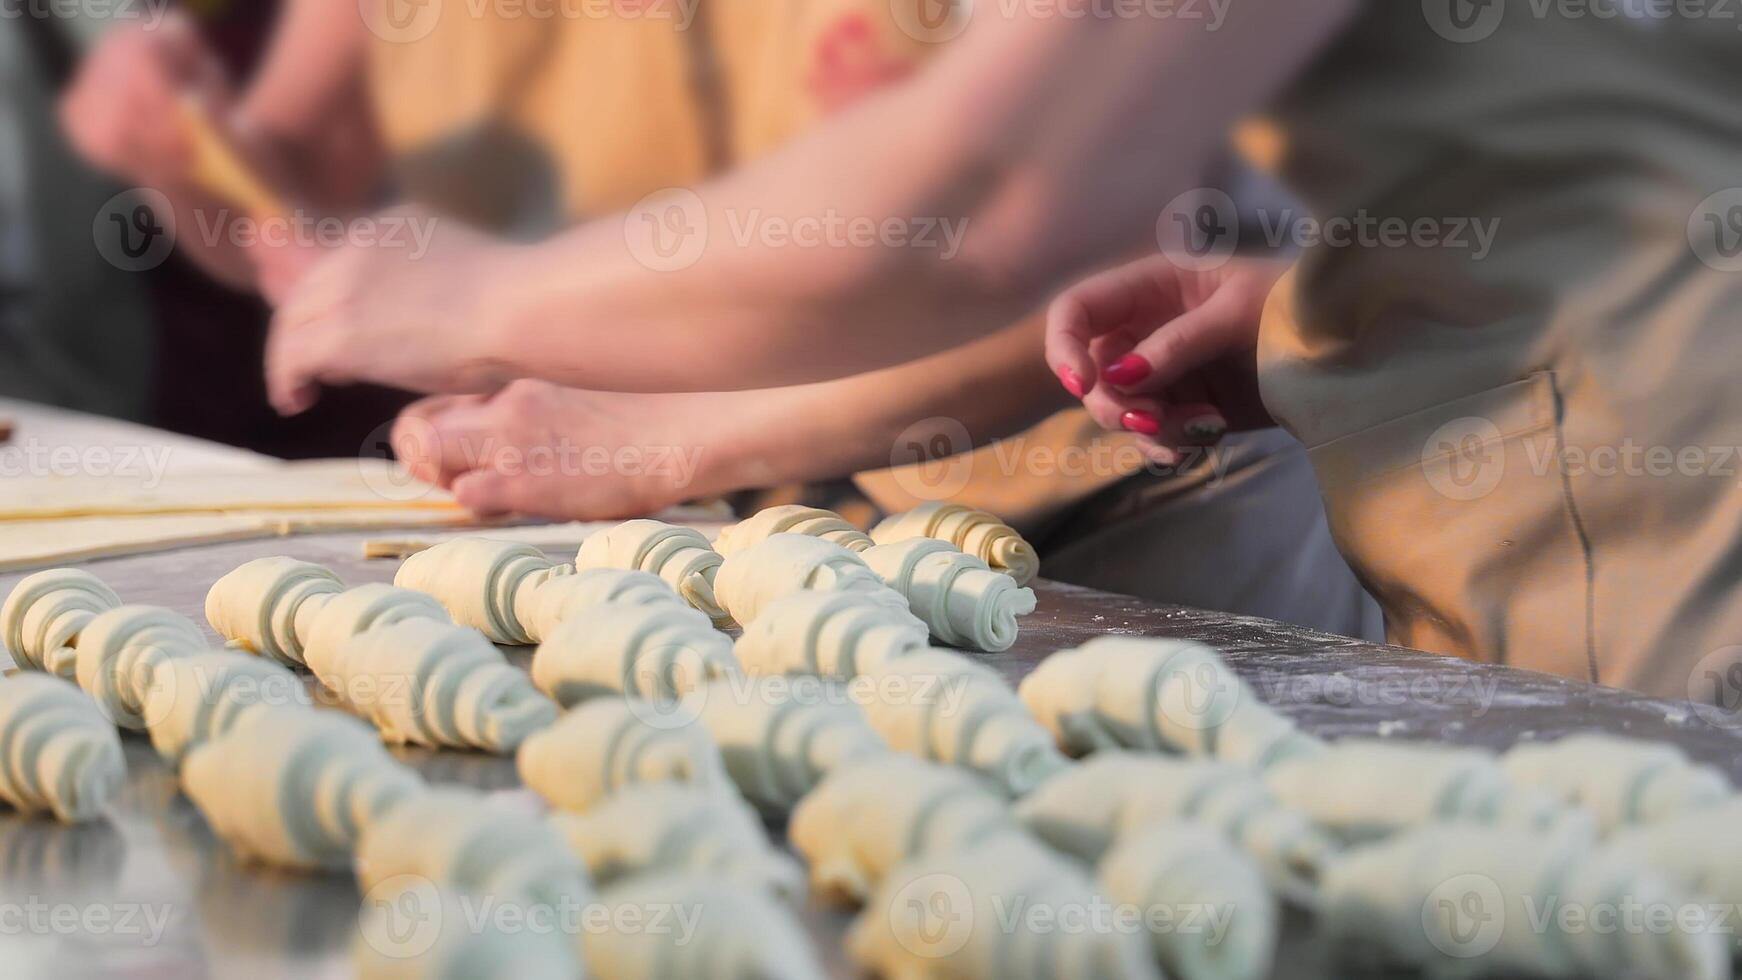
[
  {"x1": 1103, "y1": 355, "x2": 1151, "y2": 387},
  {"x1": 1121, "y1": 410, "x2": 1161, "y2": 436},
  {"x1": 1058, "y1": 367, "x2": 1087, "y2": 399},
  {"x1": 1183, "y1": 414, "x2": 1228, "y2": 443}
]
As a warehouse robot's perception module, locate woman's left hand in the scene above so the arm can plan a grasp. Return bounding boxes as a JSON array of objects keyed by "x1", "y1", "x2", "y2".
[{"x1": 265, "y1": 205, "x2": 517, "y2": 414}]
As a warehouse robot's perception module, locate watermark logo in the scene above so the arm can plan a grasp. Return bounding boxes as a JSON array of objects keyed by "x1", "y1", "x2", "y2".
[
  {"x1": 888, "y1": 872, "x2": 974, "y2": 958},
  {"x1": 1423, "y1": 873, "x2": 1505, "y2": 959},
  {"x1": 1689, "y1": 646, "x2": 1742, "y2": 729},
  {"x1": 360, "y1": 0, "x2": 443, "y2": 43},
  {"x1": 891, "y1": 0, "x2": 973, "y2": 42},
  {"x1": 93, "y1": 188, "x2": 175, "y2": 272},
  {"x1": 1689, "y1": 189, "x2": 1742, "y2": 273},
  {"x1": 358, "y1": 419, "x2": 442, "y2": 503},
  {"x1": 358, "y1": 875, "x2": 445, "y2": 959},
  {"x1": 1422, "y1": 416, "x2": 1506, "y2": 501},
  {"x1": 888, "y1": 416, "x2": 975, "y2": 501},
  {"x1": 625, "y1": 188, "x2": 708, "y2": 272},
  {"x1": 1422, "y1": 0, "x2": 1505, "y2": 42},
  {"x1": 1157, "y1": 188, "x2": 1239, "y2": 271}
]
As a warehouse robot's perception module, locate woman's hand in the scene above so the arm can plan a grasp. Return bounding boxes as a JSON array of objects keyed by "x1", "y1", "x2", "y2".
[
  {"x1": 60, "y1": 13, "x2": 230, "y2": 188},
  {"x1": 266, "y1": 206, "x2": 519, "y2": 414},
  {"x1": 1045, "y1": 255, "x2": 1288, "y2": 464},
  {"x1": 392, "y1": 381, "x2": 728, "y2": 520}
]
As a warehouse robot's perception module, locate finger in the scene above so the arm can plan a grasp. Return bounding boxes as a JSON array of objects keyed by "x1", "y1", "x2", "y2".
[
  {"x1": 450, "y1": 469, "x2": 527, "y2": 519},
  {"x1": 265, "y1": 313, "x2": 340, "y2": 415},
  {"x1": 1103, "y1": 288, "x2": 1250, "y2": 397},
  {"x1": 1044, "y1": 261, "x2": 1161, "y2": 400},
  {"x1": 415, "y1": 402, "x2": 501, "y2": 488}
]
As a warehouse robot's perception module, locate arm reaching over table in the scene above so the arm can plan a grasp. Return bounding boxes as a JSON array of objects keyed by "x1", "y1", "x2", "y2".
[{"x1": 266, "y1": 1, "x2": 1358, "y2": 410}]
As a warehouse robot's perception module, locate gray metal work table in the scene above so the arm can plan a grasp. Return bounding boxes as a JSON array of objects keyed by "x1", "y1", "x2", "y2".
[{"x1": 1, "y1": 529, "x2": 1736, "y2": 980}]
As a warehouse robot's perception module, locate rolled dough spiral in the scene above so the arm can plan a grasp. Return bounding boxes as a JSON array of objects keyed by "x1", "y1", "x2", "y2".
[
  {"x1": 206, "y1": 556, "x2": 345, "y2": 667},
  {"x1": 1015, "y1": 753, "x2": 1335, "y2": 900},
  {"x1": 733, "y1": 591, "x2": 929, "y2": 680},
  {"x1": 582, "y1": 872, "x2": 827, "y2": 980},
  {"x1": 713, "y1": 534, "x2": 900, "y2": 627},
  {"x1": 872, "y1": 503, "x2": 1040, "y2": 586},
  {"x1": 716, "y1": 504, "x2": 874, "y2": 555},
  {"x1": 394, "y1": 537, "x2": 572, "y2": 645},
  {"x1": 532, "y1": 603, "x2": 738, "y2": 708},
  {"x1": 1, "y1": 568, "x2": 123, "y2": 677},
  {"x1": 0, "y1": 674, "x2": 126, "y2": 823},
  {"x1": 1499, "y1": 733, "x2": 1732, "y2": 833},
  {"x1": 861, "y1": 538, "x2": 1036, "y2": 652},
  {"x1": 356, "y1": 788, "x2": 592, "y2": 911},
  {"x1": 789, "y1": 755, "x2": 1011, "y2": 904},
  {"x1": 862, "y1": 649, "x2": 1071, "y2": 796},
  {"x1": 1604, "y1": 800, "x2": 1742, "y2": 907},
  {"x1": 576, "y1": 520, "x2": 730, "y2": 624},
  {"x1": 1321, "y1": 826, "x2": 1727, "y2": 980},
  {"x1": 337, "y1": 618, "x2": 557, "y2": 753},
  {"x1": 144, "y1": 651, "x2": 310, "y2": 767},
  {"x1": 683, "y1": 676, "x2": 887, "y2": 815},
  {"x1": 299, "y1": 583, "x2": 452, "y2": 685},
  {"x1": 1265, "y1": 739, "x2": 1591, "y2": 844},
  {"x1": 355, "y1": 877, "x2": 578, "y2": 980},
  {"x1": 1097, "y1": 822, "x2": 1278, "y2": 980},
  {"x1": 550, "y1": 783, "x2": 803, "y2": 897},
  {"x1": 516, "y1": 697, "x2": 730, "y2": 812},
  {"x1": 525, "y1": 567, "x2": 682, "y2": 642},
  {"x1": 71, "y1": 604, "x2": 205, "y2": 730},
  {"x1": 849, "y1": 833, "x2": 1162, "y2": 980},
  {"x1": 1018, "y1": 637, "x2": 1323, "y2": 768},
  {"x1": 180, "y1": 706, "x2": 423, "y2": 869}
]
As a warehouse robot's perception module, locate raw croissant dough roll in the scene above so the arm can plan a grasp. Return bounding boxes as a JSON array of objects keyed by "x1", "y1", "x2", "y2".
[
  {"x1": 861, "y1": 538, "x2": 1036, "y2": 652},
  {"x1": 1265, "y1": 740, "x2": 1590, "y2": 843},
  {"x1": 1019, "y1": 637, "x2": 1322, "y2": 768},
  {"x1": 684, "y1": 676, "x2": 886, "y2": 815},
  {"x1": 355, "y1": 878, "x2": 578, "y2": 980},
  {"x1": 790, "y1": 755, "x2": 1011, "y2": 903},
  {"x1": 861, "y1": 649, "x2": 1071, "y2": 796},
  {"x1": 1499, "y1": 733, "x2": 1732, "y2": 833},
  {"x1": 0, "y1": 674, "x2": 126, "y2": 822},
  {"x1": 1015, "y1": 753, "x2": 1335, "y2": 898},
  {"x1": 517, "y1": 697, "x2": 729, "y2": 812},
  {"x1": 550, "y1": 783, "x2": 802, "y2": 896},
  {"x1": 144, "y1": 651, "x2": 310, "y2": 767},
  {"x1": 582, "y1": 873, "x2": 827, "y2": 980},
  {"x1": 394, "y1": 537, "x2": 572, "y2": 645},
  {"x1": 1321, "y1": 826, "x2": 1728, "y2": 980},
  {"x1": 206, "y1": 557, "x2": 449, "y2": 671},
  {"x1": 338, "y1": 618, "x2": 557, "y2": 753},
  {"x1": 850, "y1": 833, "x2": 1162, "y2": 980},
  {"x1": 576, "y1": 520, "x2": 730, "y2": 624},
  {"x1": 872, "y1": 503, "x2": 1040, "y2": 586},
  {"x1": 181, "y1": 706, "x2": 423, "y2": 869},
  {"x1": 532, "y1": 603, "x2": 738, "y2": 707},
  {"x1": 526, "y1": 567, "x2": 682, "y2": 641},
  {"x1": 72, "y1": 604, "x2": 205, "y2": 730},
  {"x1": 1605, "y1": 800, "x2": 1742, "y2": 905},
  {"x1": 716, "y1": 504, "x2": 874, "y2": 555},
  {"x1": 713, "y1": 534, "x2": 899, "y2": 627},
  {"x1": 1098, "y1": 823, "x2": 1277, "y2": 980},
  {"x1": 733, "y1": 591, "x2": 928, "y2": 680},
  {"x1": 356, "y1": 788, "x2": 592, "y2": 910},
  {"x1": 1, "y1": 567, "x2": 122, "y2": 677}
]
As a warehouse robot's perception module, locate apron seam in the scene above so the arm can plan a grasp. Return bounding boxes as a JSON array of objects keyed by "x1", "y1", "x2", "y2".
[{"x1": 1548, "y1": 370, "x2": 1600, "y2": 685}]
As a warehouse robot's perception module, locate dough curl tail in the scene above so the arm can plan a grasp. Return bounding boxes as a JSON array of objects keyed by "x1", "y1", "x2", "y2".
[
  {"x1": 862, "y1": 539, "x2": 1035, "y2": 652},
  {"x1": 1, "y1": 568, "x2": 124, "y2": 677}
]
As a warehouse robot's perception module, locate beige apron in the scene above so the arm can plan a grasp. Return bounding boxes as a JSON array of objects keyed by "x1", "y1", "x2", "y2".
[{"x1": 1259, "y1": 3, "x2": 1742, "y2": 698}]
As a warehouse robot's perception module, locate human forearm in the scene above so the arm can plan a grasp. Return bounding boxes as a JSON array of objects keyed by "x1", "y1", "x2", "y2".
[
  {"x1": 695, "y1": 318, "x2": 1072, "y2": 496},
  {"x1": 486, "y1": 1, "x2": 1357, "y2": 393}
]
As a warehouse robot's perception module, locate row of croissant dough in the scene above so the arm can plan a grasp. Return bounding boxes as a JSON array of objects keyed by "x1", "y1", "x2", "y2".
[{"x1": 0, "y1": 501, "x2": 1738, "y2": 980}]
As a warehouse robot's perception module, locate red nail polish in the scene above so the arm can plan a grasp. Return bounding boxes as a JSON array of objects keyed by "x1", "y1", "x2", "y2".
[
  {"x1": 1058, "y1": 367, "x2": 1087, "y2": 399},
  {"x1": 1104, "y1": 355, "x2": 1151, "y2": 387},
  {"x1": 1121, "y1": 410, "x2": 1161, "y2": 436}
]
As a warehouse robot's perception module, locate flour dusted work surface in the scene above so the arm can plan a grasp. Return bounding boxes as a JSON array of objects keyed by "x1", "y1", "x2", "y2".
[{"x1": 5, "y1": 529, "x2": 1742, "y2": 979}]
